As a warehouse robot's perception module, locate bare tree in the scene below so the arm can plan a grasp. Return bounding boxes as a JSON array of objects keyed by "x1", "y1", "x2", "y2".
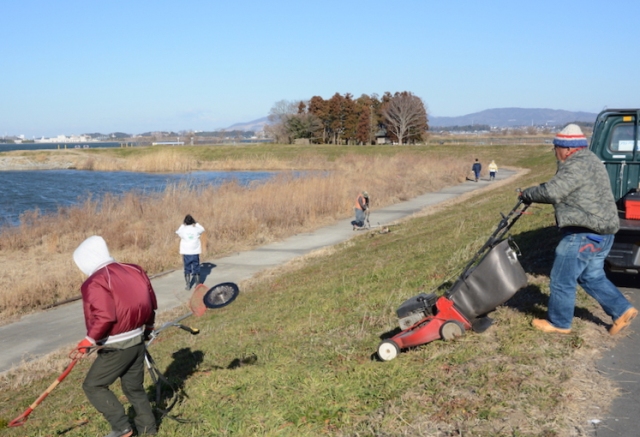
[
  {"x1": 266, "y1": 99, "x2": 324, "y2": 143},
  {"x1": 267, "y1": 100, "x2": 300, "y2": 143},
  {"x1": 382, "y1": 92, "x2": 428, "y2": 144},
  {"x1": 268, "y1": 100, "x2": 299, "y2": 124},
  {"x1": 264, "y1": 123, "x2": 291, "y2": 144}
]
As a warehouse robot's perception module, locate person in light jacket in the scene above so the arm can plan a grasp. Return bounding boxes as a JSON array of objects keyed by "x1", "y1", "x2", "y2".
[
  {"x1": 71, "y1": 236, "x2": 158, "y2": 437},
  {"x1": 176, "y1": 214, "x2": 205, "y2": 290},
  {"x1": 488, "y1": 160, "x2": 498, "y2": 181}
]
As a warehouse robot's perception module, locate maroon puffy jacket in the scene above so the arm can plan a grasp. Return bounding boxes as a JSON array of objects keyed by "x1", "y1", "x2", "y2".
[{"x1": 81, "y1": 262, "x2": 157, "y2": 344}]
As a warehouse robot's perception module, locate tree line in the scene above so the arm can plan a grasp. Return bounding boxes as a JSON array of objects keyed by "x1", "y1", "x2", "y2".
[{"x1": 266, "y1": 92, "x2": 429, "y2": 145}]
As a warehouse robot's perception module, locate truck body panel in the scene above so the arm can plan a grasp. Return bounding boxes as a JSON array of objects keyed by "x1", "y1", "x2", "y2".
[{"x1": 589, "y1": 109, "x2": 640, "y2": 273}]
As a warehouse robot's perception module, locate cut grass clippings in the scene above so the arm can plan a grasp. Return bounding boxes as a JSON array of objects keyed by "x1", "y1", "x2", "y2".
[{"x1": 0, "y1": 144, "x2": 624, "y2": 436}]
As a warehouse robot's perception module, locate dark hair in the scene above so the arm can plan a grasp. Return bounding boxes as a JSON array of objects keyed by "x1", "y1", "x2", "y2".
[{"x1": 184, "y1": 214, "x2": 196, "y2": 225}]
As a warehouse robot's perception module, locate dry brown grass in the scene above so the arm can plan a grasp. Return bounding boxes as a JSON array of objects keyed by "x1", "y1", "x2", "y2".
[
  {"x1": 1, "y1": 148, "x2": 340, "y2": 172},
  {"x1": 0, "y1": 153, "x2": 468, "y2": 321}
]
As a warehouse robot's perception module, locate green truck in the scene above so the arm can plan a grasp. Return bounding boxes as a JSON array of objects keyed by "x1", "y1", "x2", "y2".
[{"x1": 589, "y1": 109, "x2": 640, "y2": 273}]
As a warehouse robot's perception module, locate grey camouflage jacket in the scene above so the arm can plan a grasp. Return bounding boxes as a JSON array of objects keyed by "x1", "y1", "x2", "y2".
[{"x1": 521, "y1": 148, "x2": 619, "y2": 234}]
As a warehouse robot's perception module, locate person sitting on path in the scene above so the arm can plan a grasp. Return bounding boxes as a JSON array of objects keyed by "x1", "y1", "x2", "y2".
[
  {"x1": 176, "y1": 214, "x2": 205, "y2": 290},
  {"x1": 472, "y1": 158, "x2": 482, "y2": 182},
  {"x1": 520, "y1": 124, "x2": 637, "y2": 335},
  {"x1": 351, "y1": 191, "x2": 369, "y2": 230}
]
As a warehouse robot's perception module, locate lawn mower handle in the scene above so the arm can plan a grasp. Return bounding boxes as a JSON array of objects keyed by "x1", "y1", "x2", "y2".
[{"x1": 456, "y1": 199, "x2": 529, "y2": 280}]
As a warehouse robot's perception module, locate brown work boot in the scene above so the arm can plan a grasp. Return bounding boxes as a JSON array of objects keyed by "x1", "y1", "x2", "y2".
[
  {"x1": 532, "y1": 318, "x2": 571, "y2": 334},
  {"x1": 609, "y1": 307, "x2": 638, "y2": 335}
]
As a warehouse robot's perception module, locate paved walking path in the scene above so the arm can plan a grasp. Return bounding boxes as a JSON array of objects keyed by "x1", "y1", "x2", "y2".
[
  {"x1": 0, "y1": 170, "x2": 517, "y2": 373},
  {"x1": 595, "y1": 275, "x2": 640, "y2": 437}
]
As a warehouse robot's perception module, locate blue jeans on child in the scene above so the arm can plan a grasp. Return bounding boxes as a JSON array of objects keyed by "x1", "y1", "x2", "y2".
[
  {"x1": 183, "y1": 254, "x2": 200, "y2": 275},
  {"x1": 548, "y1": 231, "x2": 632, "y2": 329}
]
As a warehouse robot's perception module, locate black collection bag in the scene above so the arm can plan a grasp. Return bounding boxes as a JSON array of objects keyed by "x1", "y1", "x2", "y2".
[{"x1": 448, "y1": 239, "x2": 527, "y2": 321}]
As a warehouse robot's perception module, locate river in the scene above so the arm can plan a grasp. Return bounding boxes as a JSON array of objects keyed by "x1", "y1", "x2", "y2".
[{"x1": 0, "y1": 169, "x2": 276, "y2": 227}]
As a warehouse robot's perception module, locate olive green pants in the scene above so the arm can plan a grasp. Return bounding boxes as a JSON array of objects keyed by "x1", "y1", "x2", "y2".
[{"x1": 83, "y1": 343, "x2": 157, "y2": 434}]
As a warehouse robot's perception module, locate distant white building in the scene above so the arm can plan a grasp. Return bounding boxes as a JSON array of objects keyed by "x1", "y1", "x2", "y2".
[{"x1": 34, "y1": 134, "x2": 96, "y2": 143}]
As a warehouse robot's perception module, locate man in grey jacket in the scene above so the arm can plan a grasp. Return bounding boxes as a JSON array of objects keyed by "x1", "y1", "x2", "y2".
[{"x1": 521, "y1": 124, "x2": 637, "y2": 335}]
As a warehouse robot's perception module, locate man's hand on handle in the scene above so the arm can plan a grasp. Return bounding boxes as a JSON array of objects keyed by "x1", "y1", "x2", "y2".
[
  {"x1": 69, "y1": 337, "x2": 95, "y2": 360},
  {"x1": 517, "y1": 187, "x2": 533, "y2": 205}
]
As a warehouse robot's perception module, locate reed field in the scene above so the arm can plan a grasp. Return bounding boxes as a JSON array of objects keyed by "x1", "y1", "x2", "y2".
[
  {"x1": 0, "y1": 143, "x2": 624, "y2": 436},
  {"x1": 0, "y1": 146, "x2": 473, "y2": 321}
]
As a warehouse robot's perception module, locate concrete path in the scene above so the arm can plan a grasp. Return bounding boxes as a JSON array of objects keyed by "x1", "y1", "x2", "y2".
[
  {"x1": 0, "y1": 169, "x2": 516, "y2": 373},
  {"x1": 595, "y1": 276, "x2": 640, "y2": 437}
]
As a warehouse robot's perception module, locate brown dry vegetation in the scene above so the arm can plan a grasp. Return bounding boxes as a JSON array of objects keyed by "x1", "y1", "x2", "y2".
[
  {"x1": 0, "y1": 152, "x2": 468, "y2": 321},
  {"x1": 1, "y1": 147, "x2": 353, "y2": 172}
]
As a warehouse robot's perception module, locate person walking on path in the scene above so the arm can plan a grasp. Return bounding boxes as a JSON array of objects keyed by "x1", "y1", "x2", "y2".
[
  {"x1": 71, "y1": 236, "x2": 158, "y2": 437},
  {"x1": 351, "y1": 191, "x2": 369, "y2": 230},
  {"x1": 472, "y1": 158, "x2": 482, "y2": 182},
  {"x1": 176, "y1": 214, "x2": 205, "y2": 290},
  {"x1": 488, "y1": 160, "x2": 498, "y2": 181},
  {"x1": 520, "y1": 124, "x2": 637, "y2": 335}
]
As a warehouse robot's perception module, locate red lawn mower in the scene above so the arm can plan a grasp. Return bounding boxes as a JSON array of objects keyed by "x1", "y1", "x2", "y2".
[{"x1": 377, "y1": 200, "x2": 529, "y2": 361}]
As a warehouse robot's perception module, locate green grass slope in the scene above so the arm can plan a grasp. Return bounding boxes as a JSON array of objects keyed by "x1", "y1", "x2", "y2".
[{"x1": 0, "y1": 145, "x2": 615, "y2": 437}]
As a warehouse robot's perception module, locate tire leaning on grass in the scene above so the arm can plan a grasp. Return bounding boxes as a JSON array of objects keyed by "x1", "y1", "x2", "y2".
[{"x1": 377, "y1": 340, "x2": 400, "y2": 361}]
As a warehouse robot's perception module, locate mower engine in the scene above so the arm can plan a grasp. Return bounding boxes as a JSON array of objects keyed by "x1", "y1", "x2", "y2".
[{"x1": 396, "y1": 293, "x2": 437, "y2": 330}]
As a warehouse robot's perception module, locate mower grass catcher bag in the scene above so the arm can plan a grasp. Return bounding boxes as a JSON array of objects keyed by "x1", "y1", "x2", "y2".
[{"x1": 446, "y1": 239, "x2": 527, "y2": 321}]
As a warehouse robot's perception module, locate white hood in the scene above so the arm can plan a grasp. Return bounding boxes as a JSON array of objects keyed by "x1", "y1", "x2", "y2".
[{"x1": 73, "y1": 236, "x2": 115, "y2": 276}]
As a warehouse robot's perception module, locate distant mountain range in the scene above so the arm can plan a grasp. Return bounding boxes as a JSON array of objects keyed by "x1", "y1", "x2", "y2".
[
  {"x1": 429, "y1": 108, "x2": 599, "y2": 128},
  {"x1": 225, "y1": 108, "x2": 600, "y2": 132},
  {"x1": 226, "y1": 117, "x2": 270, "y2": 132}
]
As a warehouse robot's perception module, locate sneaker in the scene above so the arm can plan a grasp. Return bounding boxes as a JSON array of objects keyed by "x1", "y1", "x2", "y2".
[
  {"x1": 104, "y1": 429, "x2": 133, "y2": 437},
  {"x1": 532, "y1": 318, "x2": 571, "y2": 334},
  {"x1": 610, "y1": 307, "x2": 638, "y2": 335}
]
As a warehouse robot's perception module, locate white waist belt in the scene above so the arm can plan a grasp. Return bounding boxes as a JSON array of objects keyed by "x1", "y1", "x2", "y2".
[{"x1": 103, "y1": 326, "x2": 144, "y2": 345}]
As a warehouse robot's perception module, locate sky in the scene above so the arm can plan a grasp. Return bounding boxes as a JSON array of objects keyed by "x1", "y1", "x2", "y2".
[{"x1": 2, "y1": 0, "x2": 640, "y2": 138}]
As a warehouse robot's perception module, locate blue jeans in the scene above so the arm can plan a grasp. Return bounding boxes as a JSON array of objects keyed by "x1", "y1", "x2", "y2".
[
  {"x1": 183, "y1": 254, "x2": 200, "y2": 275},
  {"x1": 548, "y1": 232, "x2": 632, "y2": 329}
]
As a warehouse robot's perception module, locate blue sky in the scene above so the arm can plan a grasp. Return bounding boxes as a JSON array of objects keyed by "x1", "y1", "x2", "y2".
[{"x1": 2, "y1": 0, "x2": 639, "y2": 138}]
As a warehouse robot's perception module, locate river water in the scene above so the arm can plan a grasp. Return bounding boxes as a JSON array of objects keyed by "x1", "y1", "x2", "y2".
[{"x1": 0, "y1": 169, "x2": 276, "y2": 227}]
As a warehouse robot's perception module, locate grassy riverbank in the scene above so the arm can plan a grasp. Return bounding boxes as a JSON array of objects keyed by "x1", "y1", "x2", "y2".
[
  {"x1": 0, "y1": 144, "x2": 622, "y2": 436},
  {"x1": 0, "y1": 143, "x2": 493, "y2": 172}
]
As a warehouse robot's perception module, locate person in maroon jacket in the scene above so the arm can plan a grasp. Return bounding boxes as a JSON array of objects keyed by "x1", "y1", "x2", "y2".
[{"x1": 71, "y1": 235, "x2": 158, "y2": 437}]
